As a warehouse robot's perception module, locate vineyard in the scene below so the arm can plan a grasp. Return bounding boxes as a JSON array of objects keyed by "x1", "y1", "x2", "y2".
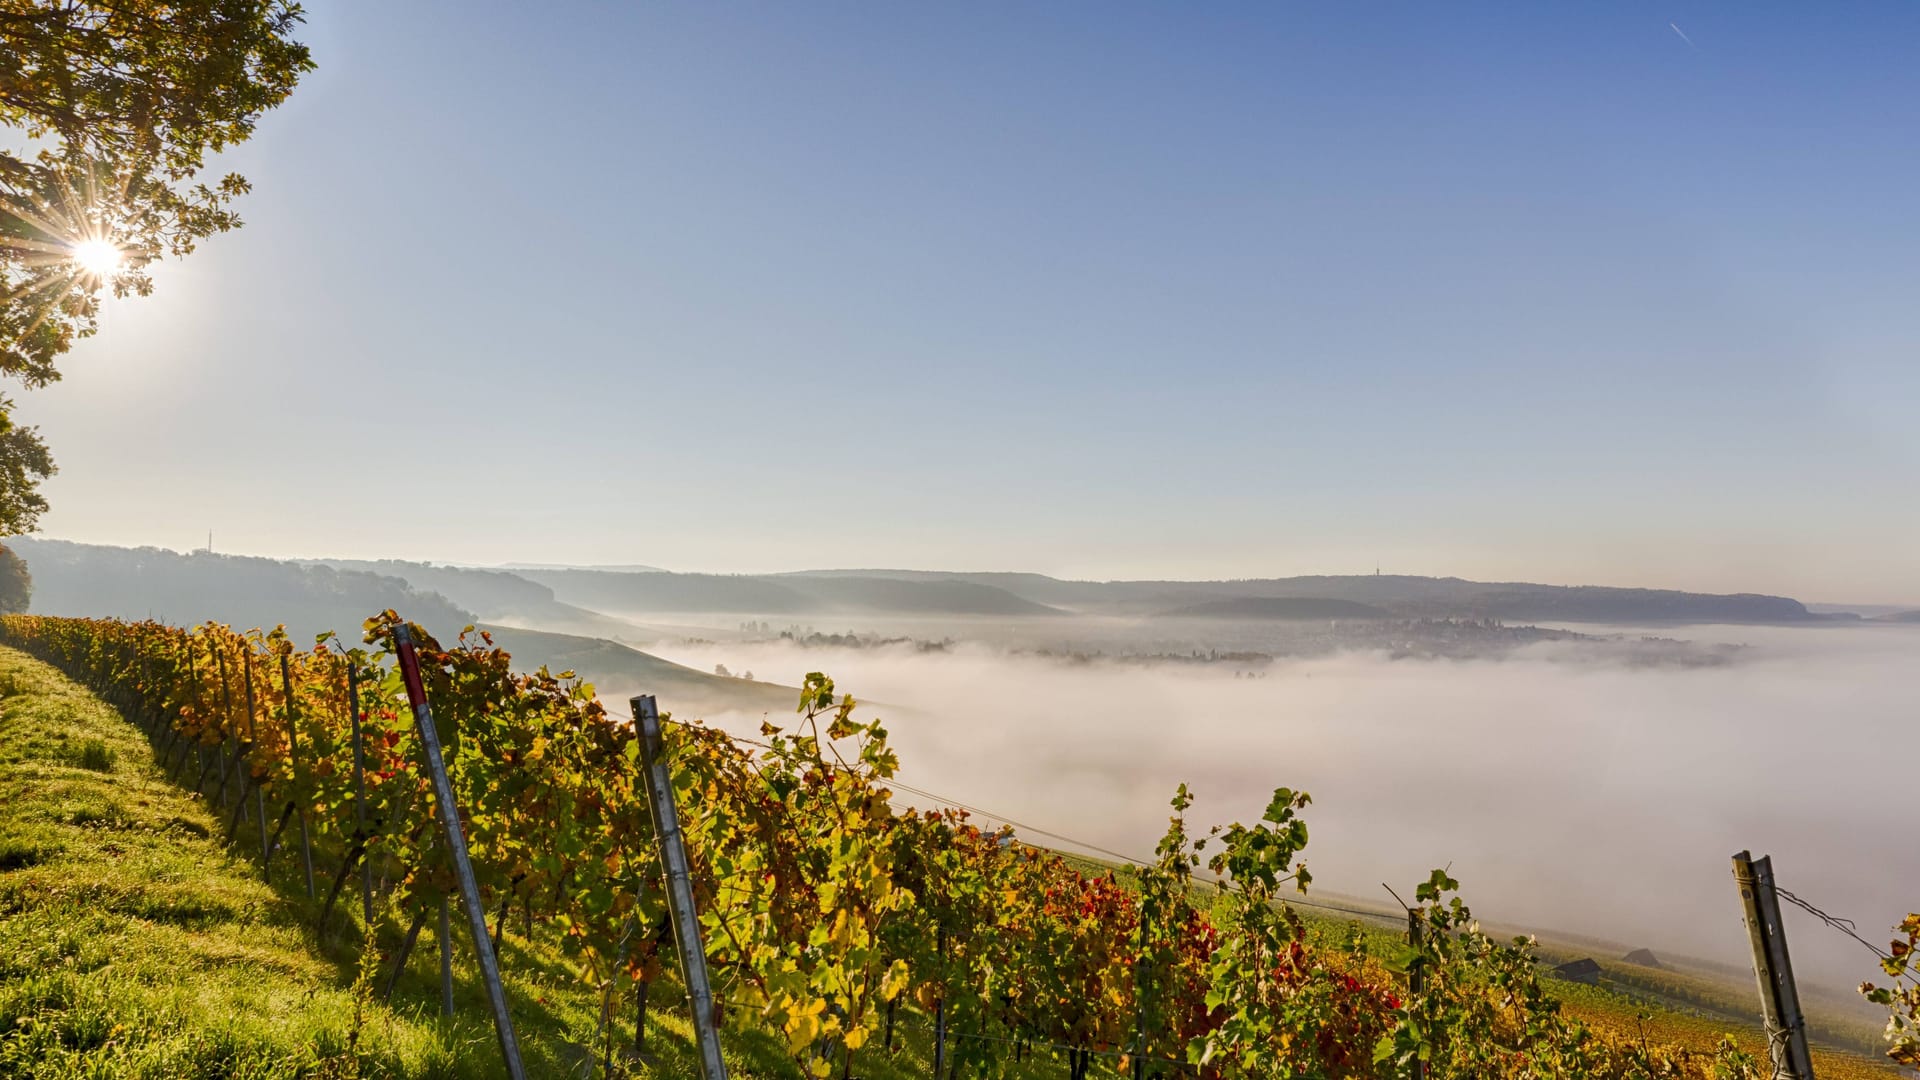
[{"x1": 0, "y1": 611, "x2": 1905, "y2": 1079}]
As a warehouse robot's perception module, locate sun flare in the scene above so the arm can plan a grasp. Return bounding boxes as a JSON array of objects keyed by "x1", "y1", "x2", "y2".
[{"x1": 70, "y1": 238, "x2": 122, "y2": 277}]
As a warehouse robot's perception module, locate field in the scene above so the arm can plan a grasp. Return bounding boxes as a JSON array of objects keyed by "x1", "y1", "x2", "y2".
[{"x1": 1553, "y1": 982, "x2": 1895, "y2": 1080}]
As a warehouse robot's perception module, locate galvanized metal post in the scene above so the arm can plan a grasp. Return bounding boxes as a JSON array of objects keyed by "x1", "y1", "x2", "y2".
[
  {"x1": 631, "y1": 694, "x2": 728, "y2": 1080},
  {"x1": 280, "y1": 652, "x2": 316, "y2": 898},
  {"x1": 1753, "y1": 858, "x2": 1816, "y2": 1080},
  {"x1": 346, "y1": 660, "x2": 373, "y2": 924},
  {"x1": 394, "y1": 624, "x2": 526, "y2": 1080},
  {"x1": 1733, "y1": 851, "x2": 1816, "y2": 1080}
]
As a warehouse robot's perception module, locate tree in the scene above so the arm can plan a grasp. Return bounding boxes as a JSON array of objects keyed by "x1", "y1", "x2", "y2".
[
  {"x1": 0, "y1": 1, "x2": 314, "y2": 532},
  {"x1": 0, "y1": 541, "x2": 29, "y2": 612}
]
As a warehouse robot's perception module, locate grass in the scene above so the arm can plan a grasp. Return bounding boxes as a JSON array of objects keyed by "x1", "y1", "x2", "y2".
[
  {"x1": 0, "y1": 645, "x2": 483, "y2": 1077},
  {"x1": 0, "y1": 644, "x2": 1099, "y2": 1080}
]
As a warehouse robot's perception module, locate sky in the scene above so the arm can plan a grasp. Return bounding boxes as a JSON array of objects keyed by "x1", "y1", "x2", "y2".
[{"x1": 20, "y1": 3, "x2": 1920, "y2": 602}]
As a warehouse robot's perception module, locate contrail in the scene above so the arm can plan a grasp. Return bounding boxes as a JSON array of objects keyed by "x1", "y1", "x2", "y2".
[{"x1": 1670, "y1": 22, "x2": 1696, "y2": 49}]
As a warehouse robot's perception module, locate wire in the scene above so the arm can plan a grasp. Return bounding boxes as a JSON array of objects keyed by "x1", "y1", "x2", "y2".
[
  {"x1": 609, "y1": 705, "x2": 1398, "y2": 926},
  {"x1": 1774, "y1": 882, "x2": 1893, "y2": 963},
  {"x1": 884, "y1": 776, "x2": 1157, "y2": 871}
]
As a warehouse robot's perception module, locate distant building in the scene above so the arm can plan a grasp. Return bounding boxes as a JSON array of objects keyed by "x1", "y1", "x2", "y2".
[
  {"x1": 1552, "y1": 958, "x2": 1602, "y2": 985},
  {"x1": 1622, "y1": 948, "x2": 1662, "y2": 969}
]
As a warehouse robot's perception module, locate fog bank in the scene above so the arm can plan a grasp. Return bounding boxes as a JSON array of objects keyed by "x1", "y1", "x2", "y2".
[{"x1": 650, "y1": 624, "x2": 1918, "y2": 992}]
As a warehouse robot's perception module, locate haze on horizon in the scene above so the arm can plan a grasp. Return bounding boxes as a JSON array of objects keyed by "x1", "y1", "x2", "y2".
[{"x1": 13, "y1": 4, "x2": 1920, "y2": 603}]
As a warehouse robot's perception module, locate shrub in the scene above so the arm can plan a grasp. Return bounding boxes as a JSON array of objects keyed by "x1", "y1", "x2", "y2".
[{"x1": 74, "y1": 739, "x2": 114, "y2": 773}]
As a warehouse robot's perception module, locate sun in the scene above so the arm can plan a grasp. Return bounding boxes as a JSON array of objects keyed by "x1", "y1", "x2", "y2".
[{"x1": 69, "y1": 238, "x2": 122, "y2": 277}]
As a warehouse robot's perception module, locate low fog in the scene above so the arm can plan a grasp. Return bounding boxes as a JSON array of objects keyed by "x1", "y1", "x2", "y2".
[{"x1": 644, "y1": 622, "x2": 1917, "y2": 995}]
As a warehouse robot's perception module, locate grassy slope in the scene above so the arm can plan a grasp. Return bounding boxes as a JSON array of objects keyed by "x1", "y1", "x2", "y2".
[
  {"x1": 0, "y1": 645, "x2": 1073, "y2": 1080},
  {"x1": 0, "y1": 647, "x2": 441, "y2": 1075}
]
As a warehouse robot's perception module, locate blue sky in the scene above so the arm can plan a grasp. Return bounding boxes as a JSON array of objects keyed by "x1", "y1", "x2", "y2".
[{"x1": 23, "y1": 3, "x2": 1920, "y2": 600}]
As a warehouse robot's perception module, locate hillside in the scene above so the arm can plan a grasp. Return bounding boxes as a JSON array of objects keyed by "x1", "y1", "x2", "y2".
[
  {"x1": 32, "y1": 539, "x2": 1825, "y2": 629},
  {"x1": 517, "y1": 567, "x2": 1063, "y2": 617},
  {"x1": 8, "y1": 542, "x2": 788, "y2": 716},
  {"x1": 311, "y1": 559, "x2": 654, "y2": 639},
  {"x1": 312, "y1": 559, "x2": 553, "y2": 613},
  {"x1": 0, "y1": 645, "x2": 542, "y2": 1075},
  {"x1": 480, "y1": 624, "x2": 797, "y2": 715},
  {"x1": 783, "y1": 569, "x2": 1823, "y2": 624},
  {"x1": 11, "y1": 538, "x2": 473, "y2": 640},
  {"x1": 1158, "y1": 596, "x2": 1391, "y2": 620}
]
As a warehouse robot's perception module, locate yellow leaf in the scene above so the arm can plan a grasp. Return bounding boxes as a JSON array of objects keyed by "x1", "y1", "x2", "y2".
[
  {"x1": 881, "y1": 959, "x2": 911, "y2": 1001},
  {"x1": 786, "y1": 1011, "x2": 822, "y2": 1051},
  {"x1": 829, "y1": 909, "x2": 855, "y2": 949}
]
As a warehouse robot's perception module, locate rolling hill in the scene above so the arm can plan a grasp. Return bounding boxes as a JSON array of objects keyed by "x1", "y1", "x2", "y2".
[
  {"x1": 14, "y1": 540, "x2": 1845, "y2": 635},
  {"x1": 1158, "y1": 596, "x2": 1392, "y2": 620},
  {"x1": 479, "y1": 625, "x2": 797, "y2": 715},
  {"x1": 8, "y1": 541, "x2": 788, "y2": 715},
  {"x1": 782, "y1": 569, "x2": 1826, "y2": 623},
  {"x1": 515, "y1": 568, "x2": 1063, "y2": 617},
  {"x1": 310, "y1": 559, "x2": 655, "y2": 639},
  {"x1": 10, "y1": 538, "x2": 474, "y2": 640}
]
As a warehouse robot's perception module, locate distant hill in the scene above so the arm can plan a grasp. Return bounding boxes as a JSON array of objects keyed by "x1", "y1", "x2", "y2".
[
  {"x1": 496, "y1": 562, "x2": 666, "y2": 573},
  {"x1": 17, "y1": 537, "x2": 1838, "y2": 631},
  {"x1": 314, "y1": 560, "x2": 552, "y2": 614},
  {"x1": 1159, "y1": 596, "x2": 1391, "y2": 620},
  {"x1": 308, "y1": 560, "x2": 652, "y2": 639},
  {"x1": 6, "y1": 540, "x2": 784, "y2": 715},
  {"x1": 1873, "y1": 610, "x2": 1920, "y2": 623},
  {"x1": 479, "y1": 625, "x2": 795, "y2": 715},
  {"x1": 515, "y1": 568, "x2": 1062, "y2": 617},
  {"x1": 781, "y1": 569, "x2": 1824, "y2": 624},
  {"x1": 12, "y1": 538, "x2": 473, "y2": 640}
]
